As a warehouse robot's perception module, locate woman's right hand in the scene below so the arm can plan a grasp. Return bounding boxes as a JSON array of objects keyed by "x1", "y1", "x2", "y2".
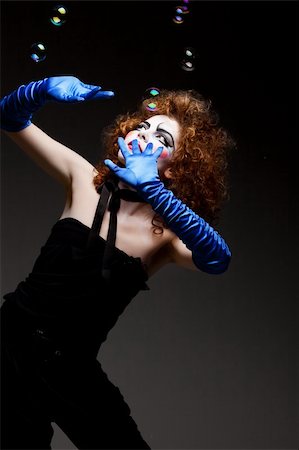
[
  {"x1": 43, "y1": 76, "x2": 115, "y2": 103},
  {"x1": 104, "y1": 138, "x2": 164, "y2": 189},
  {"x1": 1, "y1": 76, "x2": 114, "y2": 132}
]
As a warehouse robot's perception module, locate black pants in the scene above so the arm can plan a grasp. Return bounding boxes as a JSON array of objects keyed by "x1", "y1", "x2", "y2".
[{"x1": 1, "y1": 299, "x2": 151, "y2": 449}]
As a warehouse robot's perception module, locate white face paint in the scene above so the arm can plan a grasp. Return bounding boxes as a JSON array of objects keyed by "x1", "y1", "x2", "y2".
[{"x1": 117, "y1": 114, "x2": 180, "y2": 175}]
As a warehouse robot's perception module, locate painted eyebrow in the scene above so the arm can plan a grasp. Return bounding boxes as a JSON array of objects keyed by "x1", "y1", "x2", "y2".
[
  {"x1": 141, "y1": 121, "x2": 150, "y2": 129},
  {"x1": 157, "y1": 123, "x2": 175, "y2": 147}
]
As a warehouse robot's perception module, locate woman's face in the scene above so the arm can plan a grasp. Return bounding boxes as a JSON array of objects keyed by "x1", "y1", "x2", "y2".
[{"x1": 117, "y1": 114, "x2": 180, "y2": 178}]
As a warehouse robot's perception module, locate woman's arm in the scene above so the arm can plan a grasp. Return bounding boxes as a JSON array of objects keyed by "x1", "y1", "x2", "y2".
[
  {"x1": 4, "y1": 124, "x2": 94, "y2": 187},
  {"x1": 139, "y1": 181, "x2": 231, "y2": 274},
  {"x1": 1, "y1": 76, "x2": 114, "y2": 187},
  {"x1": 166, "y1": 236, "x2": 199, "y2": 271}
]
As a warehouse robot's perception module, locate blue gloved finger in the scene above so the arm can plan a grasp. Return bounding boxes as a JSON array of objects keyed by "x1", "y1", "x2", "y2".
[
  {"x1": 90, "y1": 90, "x2": 115, "y2": 99},
  {"x1": 104, "y1": 159, "x2": 123, "y2": 176},
  {"x1": 68, "y1": 96, "x2": 85, "y2": 102},
  {"x1": 56, "y1": 93, "x2": 85, "y2": 102},
  {"x1": 81, "y1": 83, "x2": 102, "y2": 91},
  {"x1": 132, "y1": 139, "x2": 141, "y2": 154},
  {"x1": 83, "y1": 87, "x2": 103, "y2": 100},
  {"x1": 117, "y1": 137, "x2": 131, "y2": 159},
  {"x1": 80, "y1": 88, "x2": 114, "y2": 100},
  {"x1": 154, "y1": 146, "x2": 164, "y2": 159},
  {"x1": 143, "y1": 142, "x2": 154, "y2": 155}
]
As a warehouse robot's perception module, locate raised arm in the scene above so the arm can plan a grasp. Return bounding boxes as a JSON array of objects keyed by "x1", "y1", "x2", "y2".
[
  {"x1": 1, "y1": 76, "x2": 114, "y2": 187},
  {"x1": 4, "y1": 124, "x2": 96, "y2": 187}
]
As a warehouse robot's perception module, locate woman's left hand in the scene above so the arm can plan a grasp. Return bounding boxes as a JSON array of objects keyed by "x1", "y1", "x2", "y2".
[
  {"x1": 44, "y1": 76, "x2": 114, "y2": 102},
  {"x1": 104, "y1": 137, "x2": 164, "y2": 189}
]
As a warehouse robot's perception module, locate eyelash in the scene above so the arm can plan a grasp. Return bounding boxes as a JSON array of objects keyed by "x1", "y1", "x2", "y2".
[{"x1": 136, "y1": 124, "x2": 171, "y2": 148}]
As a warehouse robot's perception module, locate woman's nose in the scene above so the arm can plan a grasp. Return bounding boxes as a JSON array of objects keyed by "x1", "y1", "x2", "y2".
[{"x1": 138, "y1": 131, "x2": 149, "y2": 143}]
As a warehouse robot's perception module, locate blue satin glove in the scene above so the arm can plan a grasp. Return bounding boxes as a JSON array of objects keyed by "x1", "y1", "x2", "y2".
[
  {"x1": 105, "y1": 138, "x2": 231, "y2": 274},
  {"x1": 104, "y1": 137, "x2": 163, "y2": 187},
  {"x1": 0, "y1": 76, "x2": 114, "y2": 132}
]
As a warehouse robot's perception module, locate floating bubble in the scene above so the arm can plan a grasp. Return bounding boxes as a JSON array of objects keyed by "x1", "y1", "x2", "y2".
[
  {"x1": 30, "y1": 43, "x2": 47, "y2": 63},
  {"x1": 146, "y1": 102, "x2": 158, "y2": 111},
  {"x1": 173, "y1": 14, "x2": 184, "y2": 24},
  {"x1": 50, "y1": 4, "x2": 67, "y2": 26},
  {"x1": 184, "y1": 46, "x2": 196, "y2": 58},
  {"x1": 180, "y1": 47, "x2": 196, "y2": 72},
  {"x1": 181, "y1": 60, "x2": 195, "y2": 71},
  {"x1": 143, "y1": 87, "x2": 160, "y2": 112},
  {"x1": 148, "y1": 88, "x2": 160, "y2": 96},
  {"x1": 176, "y1": 5, "x2": 189, "y2": 14}
]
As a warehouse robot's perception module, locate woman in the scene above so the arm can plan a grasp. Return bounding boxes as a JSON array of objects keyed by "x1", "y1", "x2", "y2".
[{"x1": 0, "y1": 76, "x2": 234, "y2": 449}]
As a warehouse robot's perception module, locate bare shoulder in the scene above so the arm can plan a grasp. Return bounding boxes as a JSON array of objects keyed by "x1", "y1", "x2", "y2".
[{"x1": 62, "y1": 164, "x2": 188, "y2": 277}]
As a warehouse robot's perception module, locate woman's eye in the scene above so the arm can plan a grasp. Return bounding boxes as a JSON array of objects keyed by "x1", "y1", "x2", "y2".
[
  {"x1": 156, "y1": 134, "x2": 169, "y2": 147},
  {"x1": 135, "y1": 126, "x2": 171, "y2": 148}
]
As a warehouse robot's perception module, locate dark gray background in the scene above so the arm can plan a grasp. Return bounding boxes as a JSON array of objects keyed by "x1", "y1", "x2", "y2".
[{"x1": 1, "y1": 1, "x2": 298, "y2": 448}]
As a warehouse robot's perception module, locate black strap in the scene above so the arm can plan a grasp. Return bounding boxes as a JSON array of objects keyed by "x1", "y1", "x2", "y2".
[
  {"x1": 86, "y1": 177, "x2": 146, "y2": 280},
  {"x1": 86, "y1": 182, "x2": 110, "y2": 249}
]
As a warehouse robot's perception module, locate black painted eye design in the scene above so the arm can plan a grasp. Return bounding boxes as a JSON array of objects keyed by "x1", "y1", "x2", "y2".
[
  {"x1": 156, "y1": 133, "x2": 169, "y2": 147},
  {"x1": 136, "y1": 123, "x2": 172, "y2": 149},
  {"x1": 136, "y1": 123, "x2": 147, "y2": 130}
]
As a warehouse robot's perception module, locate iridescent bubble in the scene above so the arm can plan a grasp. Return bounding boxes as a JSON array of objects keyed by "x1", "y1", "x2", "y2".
[
  {"x1": 50, "y1": 5, "x2": 67, "y2": 26},
  {"x1": 173, "y1": 14, "x2": 184, "y2": 24},
  {"x1": 180, "y1": 47, "x2": 196, "y2": 72},
  {"x1": 30, "y1": 43, "x2": 46, "y2": 63},
  {"x1": 176, "y1": 5, "x2": 189, "y2": 14},
  {"x1": 146, "y1": 102, "x2": 158, "y2": 111},
  {"x1": 181, "y1": 60, "x2": 195, "y2": 71},
  {"x1": 148, "y1": 88, "x2": 160, "y2": 96},
  {"x1": 143, "y1": 87, "x2": 160, "y2": 112},
  {"x1": 184, "y1": 47, "x2": 196, "y2": 58}
]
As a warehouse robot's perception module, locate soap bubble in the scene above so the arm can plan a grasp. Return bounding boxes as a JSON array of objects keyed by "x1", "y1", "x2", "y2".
[
  {"x1": 173, "y1": 14, "x2": 184, "y2": 24},
  {"x1": 142, "y1": 87, "x2": 160, "y2": 111},
  {"x1": 176, "y1": 5, "x2": 189, "y2": 14},
  {"x1": 30, "y1": 43, "x2": 46, "y2": 63},
  {"x1": 181, "y1": 60, "x2": 195, "y2": 71},
  {"x1": 181, "y1": 46, "x2": 196, "y2": 72},
  {"x1": 50, "y1": 5, "x2": 67, "y2": 26},
  {"x1": 184, "y1": 47, "x2": 195, "y2": 58},
  {"x1": 146, "y1": 102, "x2": 158, "y2": 111},
  {"x1": 146, "y1": 87, "x2": 160, "y2": 97}
]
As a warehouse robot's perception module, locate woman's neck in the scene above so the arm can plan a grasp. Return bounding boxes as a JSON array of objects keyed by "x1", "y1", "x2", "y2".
[
  {"x1": 116, "y1": 180, "x2": 152, "y2": 217},
  {"x1": 118, "y1": 180, "x2": 137, "y2": 192}
]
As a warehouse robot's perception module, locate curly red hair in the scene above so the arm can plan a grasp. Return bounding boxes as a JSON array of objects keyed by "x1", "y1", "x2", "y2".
[{"x1": 93, "y1": 89, "x2": 236, "y2": 231}]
